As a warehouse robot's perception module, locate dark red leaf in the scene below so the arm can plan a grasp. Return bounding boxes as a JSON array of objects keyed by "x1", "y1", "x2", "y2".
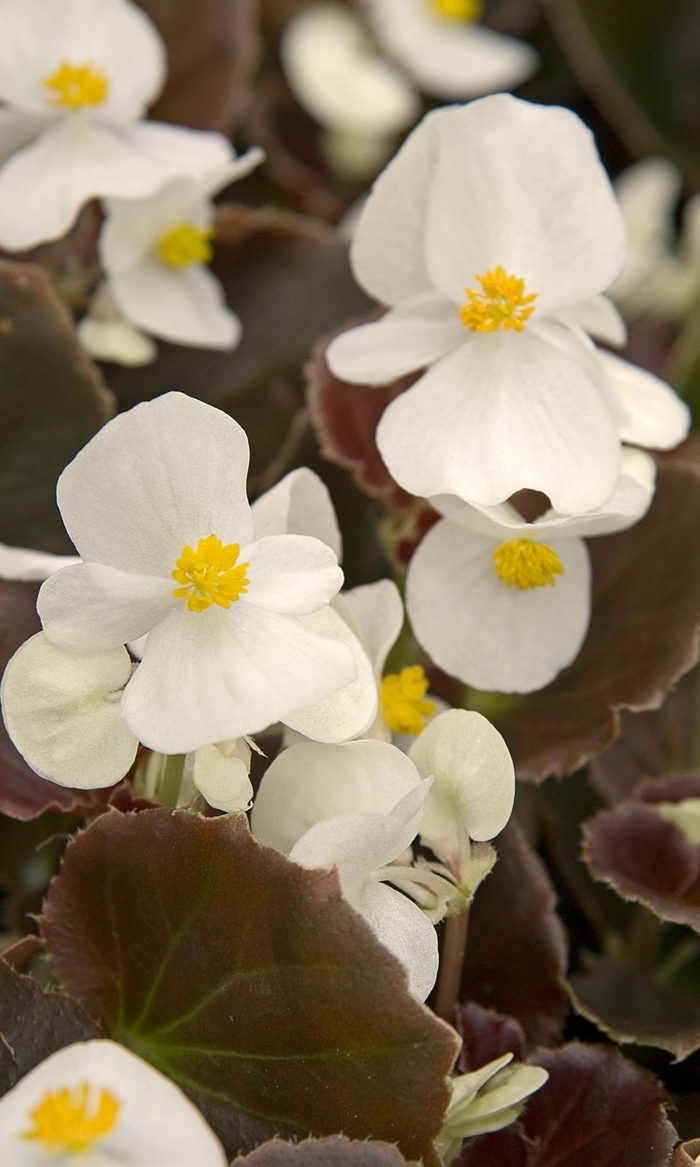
[{"x1": 456, "y1": 1003, "x2": 526, "y2": 1071}]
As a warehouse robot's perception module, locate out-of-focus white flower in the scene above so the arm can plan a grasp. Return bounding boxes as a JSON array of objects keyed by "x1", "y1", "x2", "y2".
[
  {"x1": 77, "y1": 281, "x2": 158, "y2": 367},
  {"x1": 25, "y1": 393, "x2": 356, "y2": 755},
  {"x1": 406, "y1": 448, "x2": 657, "y2": 693},
  {"x1": 0, "y1": 544, "x2": 79, "y2": 581},
  {"x1": 657, "y1": 798, "x2": 700, "y2": 844},
  {"x1": 97, "y1": 151, "x2": 264, "y2": 351},
  {"x1": 0, "y1": 0, "x2": 234, "y2": 250},
  {"x1": 280, "y1": 3, "x2": 419, "y2": 180},
  {"x1": 365, "y1": 0, "x2": 539, "y2": 101},
  {"x1": 0, "y1": 1039, "x2": 227, "y2": 1166},
  {"x1": 609, "y1": 157, "x2": 700, "y2": 321},
  {"x1": 327, "y1": 95, "x2": 668, "y2": 515},
  {"x1": 252, "y1": 737, "x2": 438, "y2": 999},
  {"x1": 437, "y1": 1054, "x2": 549, "y2": 1163}
]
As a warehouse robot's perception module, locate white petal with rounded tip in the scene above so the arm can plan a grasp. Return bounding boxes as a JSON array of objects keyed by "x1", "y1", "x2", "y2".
[
  {"x1": 1, "y1": 632, "x2": 137, "y2": 789},
  {"x1": 558, "y1": 295, "x2": 627, "y2": 346},
  {"x1": 332, "y1": 578, "x2": 404, "y2": 677},
  {"x1": 599, "y1": 349, "x2": 691, "y2": 450},
  {"x1": 377, "y1": 322, "x2": 621, "y2": 514},
  {"x1": 192, "y1": 740, "x2": 254, "y2": 812},
  {"x1": 120, "y1": 602, "x2": 357, "y2": 754},
  {"x1": 56, "y1": 393, "x2": 254, "y2": 576},
  {"x1": 424, "y1": 97, "x2": 626, "y2": 316},
  {"x1": 0, "y1": 543, "x2": 80, "y2": 581},
  {"x1": 0, "y1": 118, "x2": 232, "y2": 251},
  {"x1": 409, "y1": 709, "x2": 514, "y2": 852},
  {"x1": 367, "y1": 0, "x2": 538, "y2": 100},
  {"x1": 251, "y1": 738, "x2": 421, "y2": 854},
  {"x1": 0, "y1": 0, "x2": 166, "y2": 118},
  {"x1": 615, "y1": 156, "x2": 681, "y2": 245},
  {"x1": 355, "y1": 879, "x2": 438, "y2": 1000},
  {"x1": 406, "y1": 519, "x2": 591, "y2": 693},
  {"x1": 281, "y1": 3, "x2": 419, "y2": 134},
  {"x1": 251, "y1": 468, "x2": 342, "y2": 560},
  {"x1": 326, "y1": 291, "x2": 464, "y2": 385},
  {"x1": 110, "y1": 261, "x2": 240, "y2": 350},
  {"x1": 0, "y1": 1039, "x2": 227, "y2": 1167},
  {"x1": 282, "y1": 605, "x2": 378, "y2": 743},
  {"x1": 242, "y1": 535, "x2": 343, "y2": 615},
  {"x1": 38, "y1": 562, "x2": 176, "y2": 652},
  {"x1": 77, "y1": 315, "x2": 158, "y2": 366}
]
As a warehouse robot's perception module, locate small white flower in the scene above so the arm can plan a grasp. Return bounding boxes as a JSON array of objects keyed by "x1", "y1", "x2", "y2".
[
  {"x1": 280, "y1": 3, "x2": 419, "y2": 180},
  {"x1": 77, "y1": 281, "x2": 158, "y2": 367},
  {"x1": 28, "y1": 393, "x2": 357, "y2": 755},
  {"x1": 0, "y1": 1039, "x2": 227, "y2": 1166},
  {"x1": 406, "y1": 448, "x2": 657, "y2": 693},
  {"x1": 327, "y1": 96, "x2": 688, "y2": 514},
  {"x1": 0, "y1": 0, "x2": 234, "y2": 250},
  {"x1": 437, "y1": 1054, "x2": 549, "y2": 1163},
  {"x1": 98, "y1": 151, "x2": 264, "y2": 351},
  {"x1": 251, "y1": 737, "x2": 439, "y2": 998},
  {"x1": 365, "y1": 0, "x2": 539, "y2": 101}
]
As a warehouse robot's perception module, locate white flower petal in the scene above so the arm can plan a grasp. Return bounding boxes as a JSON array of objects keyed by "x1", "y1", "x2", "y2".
[
  {"x1": 1, "y1": 632, "x2": 137, "y2": 789},
  {"x1": 0, "y1": 107, "x2": 52, "y2": 164},
  {"x1": 409, "y1": 709, "x2": 514, "y2": 848},
  {"x1": 332, "y1": 578, "x2": 404, "y2": 677},
  {"x1": 0, "y1": 1039, "x2": 227, "y2": 1167},
  {"x1": 110, "y1": 261, "x2": 240, "y2": 350},
  {"x1": 77, "y1": 315, "x2": 157, "y2": 366},
  {"x1": 326, "y1": 291, "x2": 464, "y2": 385},
  {"x1": 282, "y1": 605, "x2": 378, "y2": 743},
  {"x1": 120, "y1": 602, "x2": 357, "y2": 753},
  {"x1": 599, "y1": 348, "x2": 691, "y2": 450},
  {"x1": 56, "y1": 393, "x2": 255, "y2": 576},
  {"x1": 377, "y1": 322, "x2": 621, "y2": 514},
  {"x1": 38, "y1": 562, "x2": 175, "y2": 652},
  {"x1": 357, "y1": 880, "x2": 438, "y2": 1001},
  {"x1": 424, "y1": 96, "x2": 626, "y2": 315},
  {"x1": 192, "y1": 739, "x2": 254, "y2": 812},
  {"x1": 0, "y1": 543, "x2": 80, "y2": 581},
  {"x1": 251, "y1": 467, "x2": 342, "y2": 560},
  {"x1": 558, "y1": 295, "x2": 627, "y2": 346},
  {"x1": 242, "y1": 535, "x2": 343, "y2": 615},
  {"x1": 367, "y1": 0, "x2": 538, "y2": 100},
  {"x1": 406, "y1": 519, "x2": 591, "y2": 693},
  {"x1": 251, "y1": 738, "x2": 421, "y2": 854}
]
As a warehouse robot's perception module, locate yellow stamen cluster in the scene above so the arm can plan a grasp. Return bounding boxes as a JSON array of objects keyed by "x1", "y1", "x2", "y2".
[
  {"x1": 460, "y1": 266, "x2": 537, "y2": 332},
  {"x1": 433, "y1": 0, "x2": 483, "y2": 20},
  {"x1": 158, "y1": 223, "x2": 215, "y2": 269},
  {"x1": 492, "y1": 539, "x2": 564, "y2": 590},
  {"x1": 21, "y1": 1084, "x2": 120, "y2": 1155},
  {"x1": 172, "y1": 534, "x2": 249, "y2": 612},
  {"x1": 44, "y1": 62, "x2": 108, "y2": 108},
  {"x1": 381, "y1": 666, "x2": 437, "y2": 736}
]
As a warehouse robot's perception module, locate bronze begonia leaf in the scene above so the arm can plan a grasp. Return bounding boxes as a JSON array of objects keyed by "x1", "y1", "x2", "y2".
[{"x1": 233, "y1": 1136, "x2": 417, "y2": 1167}]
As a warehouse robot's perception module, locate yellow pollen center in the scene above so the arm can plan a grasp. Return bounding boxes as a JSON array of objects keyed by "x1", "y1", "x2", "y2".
[
  {"x1": 381, "y1": 666, "x2": 437, "y2": 736},
  {"x1": 172, "y1": 534, "x2": 249, "y2": 612},
  {"x1": 460, "y1": 266, "x2": 537, "y2": 332},
  {"x1": 492, "y1": 539, "x2": 564, "y2": 590},
  {"x1": 158, "y1": 223, "x2": 215, "y2": 268},
  {"x1": 21, "y1": 1084, "x2": 120, "y2": 1155},
  {"x1": 43, "y1": 62, "x2": 108, "y2": 109},
  {"x1": 432, "y1": 0, "x2": 482, "y2": 20}
]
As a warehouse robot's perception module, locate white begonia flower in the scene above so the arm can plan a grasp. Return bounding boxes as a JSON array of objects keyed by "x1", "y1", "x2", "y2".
[
  {"x1": 608, "y1": 157, "x2": 700, "y2": 322},
  {"x1": 252, "y1": 737, "x2": 437, "y2": 999},
  {"x1": 437, "y1": 1054, "x2": 549, "y2": 1163},
  {"x1": 0, "y1": 0, "x2": 235, "y2": 251},
  {"x1": 188, "y1": 737, "x2": 255, "y2": 813},
  {"x1": 409, "y1": 709, "x2": 514, "y2": 886},
  {"x1": 1, "y1": 631, "x2": 138, "y2": 789},
  {"x1": 325, "y1": 95, "x2": 683, "y2": 515},
  {"x1": 30, "y1": 392, "x2": 357, "y2": 755},
  {"x1": 0, "y1": 1038, "x2": 227, "y2": 1166},
  {"x1": 0, "y1": 544, "x2": 79, "y2": 581},
  {"x1": 77, "y1": 282, "x2": 158, "y2": 368},
  {"x1": 280, "y1": 3, "x2": 419, "y2": 181},
  {"x1": 600, "y1": 348, "x2": 690, "y2": 451},
  {"x1": 406, "y1": 448, "x2": 657, "y2": 694},
  {"x1": 99, "y1": 150, "x2": 264, "y2": 351},
  {"x1": 365, "y1": 0, "x2": 539, "y2": 101}
]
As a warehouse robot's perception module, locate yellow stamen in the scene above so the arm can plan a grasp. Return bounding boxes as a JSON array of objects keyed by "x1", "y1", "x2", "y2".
[
  {"x1": 158, "y1": 223, "x2": 215, "y2": 269},
  {"x1": 172, "y1": 534, "x2": 249, "y2": 612},
  {"x1": 433, "y1": 0, "x2": 482, "y2": 20},
  {"x1": 492, "y1": 539, "x2": 564, "y2": 590},
  {"x1": 461, "y1": 266, "x2": 537, "y2": 333},
  {"x1": 21, "y1": 1084, "x2": 120, "y2": 1154},
  {"x1": 43, "y1": 62, "x2": 108, "y2": 109},
  {"x1": 381, "y1": 666, "x2": 436, "y2": 736}
]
